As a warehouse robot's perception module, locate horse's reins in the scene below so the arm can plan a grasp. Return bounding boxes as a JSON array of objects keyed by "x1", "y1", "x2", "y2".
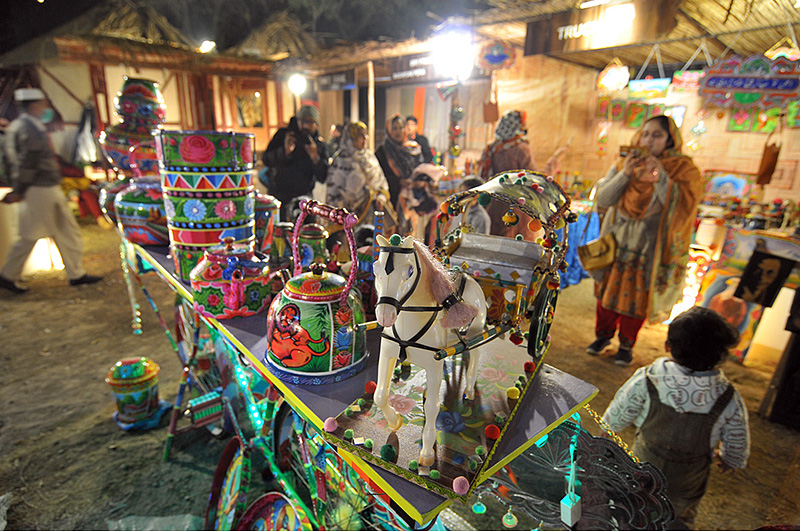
[{"x1": 376, "y1": 245, "x2": 467, "y2": 362}]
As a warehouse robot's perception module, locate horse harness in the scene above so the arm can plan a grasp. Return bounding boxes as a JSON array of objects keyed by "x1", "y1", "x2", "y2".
[{"x1": 377, "y1": 245, "x2": 468, "y2": 362}]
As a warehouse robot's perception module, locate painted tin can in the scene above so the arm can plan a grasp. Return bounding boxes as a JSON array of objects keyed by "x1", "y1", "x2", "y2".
[
  {"x1": 155, "y1": 130, "x2": 257, "y2": 281},
  {"x1": 190, "y1": 237, "x2": 274, "y2": 320},
  {"x1": 113, "y1": 177, "x2": 169, "y2": 246},
  {"x1": 98, "y1": 177, "x2": 133, "y2": 223},
  {"x1": 297, "y1": 223, "x2": 330, "y2": 270},
  {"x1": 269, "y1": 222, "x2": 295, "y2": 271},
  {"x1": 254, "y1": 192, "x2": 280, "y2": 255},
  {"x1": 105, "y1": 357, "x2": 161, "y2": 424}
]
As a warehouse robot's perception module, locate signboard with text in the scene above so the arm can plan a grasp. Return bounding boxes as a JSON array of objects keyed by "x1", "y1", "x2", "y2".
[
  {"x1": 524, "y1": 0, "x2": 677, "y2": 56},
  {"x1": 699, "y1": 55, "x2": 800, "y2": 109}
]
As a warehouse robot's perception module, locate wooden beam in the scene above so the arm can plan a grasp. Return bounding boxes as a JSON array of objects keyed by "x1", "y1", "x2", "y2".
[{"x1": 676, "y1": 9, "x2": 733, "y2": 55}]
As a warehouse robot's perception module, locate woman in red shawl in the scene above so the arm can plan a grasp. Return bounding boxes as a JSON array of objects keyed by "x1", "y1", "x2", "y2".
[{"x1": 586, "y1": 115, "x2": 704, "y2": 366}]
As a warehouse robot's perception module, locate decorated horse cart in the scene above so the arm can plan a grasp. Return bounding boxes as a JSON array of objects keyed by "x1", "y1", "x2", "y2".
[{"x1": 114, "y1": 160, "x2": 673, "y2": 529}]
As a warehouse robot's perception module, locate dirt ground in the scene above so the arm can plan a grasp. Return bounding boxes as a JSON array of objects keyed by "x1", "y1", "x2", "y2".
[{"x1": 1, "y1": 220, "x2": 799, "y2": 530}]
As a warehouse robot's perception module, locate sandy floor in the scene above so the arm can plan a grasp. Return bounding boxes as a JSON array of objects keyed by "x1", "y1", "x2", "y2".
[{"x1": 0, "y1": 220, "x2": 798, "y2": 530}]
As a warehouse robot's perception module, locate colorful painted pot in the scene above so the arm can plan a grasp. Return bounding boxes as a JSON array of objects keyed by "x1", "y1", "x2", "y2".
[
  {"x1": 105, "y1": 357, "x2": 161, "y2": 424},
  {"x1": 190, "y1": 238, "x2": 274, "y2": 320},
  {"x1": 98, "y1": 177, "x2": 133, "y2": 223},
  {"x1": 265, "y1": 200, "x2": 367, "y2": 385},
  {"x1": 156, "y1": 130, "x2": 257, "y2": 281},
  {"x1": 254, "y1": 193, "x2": 280, "y2": 254},
  {"x1": 113, "y1": 177, "x2": 169, "y2": 245},
  {"x1": 297, "y1": 223, "x2": 330, "y2": 270}
]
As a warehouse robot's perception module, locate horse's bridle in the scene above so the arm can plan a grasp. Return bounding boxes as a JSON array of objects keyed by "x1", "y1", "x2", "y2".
[{"x1": 375, "y1": 244, "x2": 467, "y2": 362}]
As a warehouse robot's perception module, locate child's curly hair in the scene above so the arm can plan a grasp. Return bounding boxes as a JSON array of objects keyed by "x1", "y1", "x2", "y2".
[{"x1": 668, "y1": 306, "x2": 740, "y2": 371}]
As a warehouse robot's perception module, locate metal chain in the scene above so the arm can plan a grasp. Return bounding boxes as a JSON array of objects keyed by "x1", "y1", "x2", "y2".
[{"x1": 583, "y1": 404, "x2": 639, "y2": 463}]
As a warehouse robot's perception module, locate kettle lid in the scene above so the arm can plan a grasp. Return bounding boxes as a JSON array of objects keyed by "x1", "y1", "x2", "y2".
[{"x1": 283, "y1": 262, "x2": 347, "y2": 302}]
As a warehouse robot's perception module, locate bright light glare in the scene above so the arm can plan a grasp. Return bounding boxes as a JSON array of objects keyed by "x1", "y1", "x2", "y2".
[
  {"x1": 605, "y1": 4, "x2": 636, "y2": 23},
  {"x1": 288, "y1": 74, "x2": 307, "y2": 95},
  {"x1": 432, "y1": 28, "x2": 476, "y2": 81},
  {"x1": 199, "y1": 40, "x2": 216, "y2": 53},
  {"x1": 580, "y1": 0, "x2": 609, "y2": 7},
  {"x1": 253, "y1": 91, "x2": 261, "y2": 98}
]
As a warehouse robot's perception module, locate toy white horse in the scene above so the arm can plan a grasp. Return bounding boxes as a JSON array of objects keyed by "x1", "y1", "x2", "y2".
[{"x1": 373, "y1": 233, "x2": 487, "y2": 466}]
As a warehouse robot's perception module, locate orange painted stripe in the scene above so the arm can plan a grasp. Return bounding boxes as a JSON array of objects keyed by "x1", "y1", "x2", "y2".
[{"x1": 413, "y1": 87, "x2": 426, "y2": 130}]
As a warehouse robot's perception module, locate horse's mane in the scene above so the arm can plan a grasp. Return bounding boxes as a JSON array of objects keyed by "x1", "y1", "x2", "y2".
[{"x1": 413, "y1": 239, "x2": 478, "y2": 328}]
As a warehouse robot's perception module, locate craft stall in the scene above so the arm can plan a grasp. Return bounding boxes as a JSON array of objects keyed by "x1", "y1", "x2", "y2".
[{"x1": 95, "y1": 77, "x2": 677, "y2": 530}]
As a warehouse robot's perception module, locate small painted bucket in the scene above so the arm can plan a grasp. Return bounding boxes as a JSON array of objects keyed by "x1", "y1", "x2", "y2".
[
  {"x1": 297, "y1": 223, "x2": 329, "y2": 270},
  {"x1": 105, "y1": 357, "x2": 161, "y2": 424},
  {"x1": 254, "y1": 193, "x2": 280, "y2": 255}
]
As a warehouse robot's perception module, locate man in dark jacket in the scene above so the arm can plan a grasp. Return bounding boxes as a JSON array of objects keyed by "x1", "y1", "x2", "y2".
[
  {"x1": 406, "y1": 115, "x2": 433, "y2": 164},
  {"x1": 262, "y1": 105, "x2": 329, "y2": 220}
]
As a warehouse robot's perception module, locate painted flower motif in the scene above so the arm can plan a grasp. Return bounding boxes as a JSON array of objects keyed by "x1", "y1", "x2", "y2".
[
  {"x1": 184, "y1": 199, "x2": 206, "y2": 221},
  {"x1": 333, "y1": 351, "x2": 352, "y2": 369},
  {"x1": 222, "y1": 306, "x2": 251, "y2": 318},
  {"x1": 121, "y1": 100, "x2": 136, "y2": 114},
  {"x1": 207, "y1": 293, "x2": 221, "y2": 306},
  {"x1": 219, "y1": 139, "x2": 228, "y2": 148},
  {"x1": 481, "y1": 367, "x2": 508, "y2": 384},
  {"x1": 240, "y1": 139, "x2": 253, "y2": 164},
  {"x1": 164, "y1": 198, "x2": 175, "y2": 219},
  {"x1": 243, "y1": 195, "x2": 254, "y2": 217},
  {"x1": 388, "y1": 394, "x2": 417, "y2": 416},
  {"x1": 215, "y1": 200, "x2": 236, "y2": 220},
  {"x1": 436, "y1": 411, "x2": 466, "y2": 434},
  {"x1": 145, "y1": 187, "x2": 162, "y2": 201},
  {"x1": 301, "y1": 279, "x2": 321, "y2": 292},
  {"x1": 204, "y1": 264, "x2": 223, "y2": 281},
  {"x1": 334, "y1": 327, "x2": 353, "y2": 350},
  {"x1": 122, "y1": 83, "x2": 156, "y2": 99},
  {"x1": 335, "y1": 306, "x2": 353, "y2": 325},
  {"x1": 179, "y1": 135, "x2": 216, "y2": 164},
  {"x1": 155, "y1": 108, "x2": 166, "y2": 120}
]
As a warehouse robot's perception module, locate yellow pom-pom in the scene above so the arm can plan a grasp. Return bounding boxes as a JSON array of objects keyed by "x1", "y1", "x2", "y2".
[{"x1": 506, "y1": 387, "x2": 520, "y2": 400}]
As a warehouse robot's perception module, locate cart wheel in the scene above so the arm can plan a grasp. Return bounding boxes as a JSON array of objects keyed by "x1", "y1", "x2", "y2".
[
  {"x1": 527, "y1": 287, "x2": 558, "y2": 359},
  {"x1": 234, "y1": 492, "x2": 312, "y2": 530},
  {"x1": 204, "y1": 436, "x2": 252, "y2": 531}
]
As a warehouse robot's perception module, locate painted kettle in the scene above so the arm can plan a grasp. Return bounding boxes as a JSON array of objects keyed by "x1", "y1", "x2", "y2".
[{"x1": 265, "y1": 200, "x2": 368, "y2": 385}]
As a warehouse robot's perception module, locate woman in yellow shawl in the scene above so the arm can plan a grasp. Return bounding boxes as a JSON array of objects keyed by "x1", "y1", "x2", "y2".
[{"x1": 587, "y1": 115, "x2": 703, "y2": 366}]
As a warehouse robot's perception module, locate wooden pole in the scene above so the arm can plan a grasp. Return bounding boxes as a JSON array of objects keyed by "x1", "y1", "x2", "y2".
[
  {"x1": 351, "y1": 67, "x2": 359, "y2": 123},
  {"x1": 367, "y1": 60, "x2": 375, "y2": 152}
]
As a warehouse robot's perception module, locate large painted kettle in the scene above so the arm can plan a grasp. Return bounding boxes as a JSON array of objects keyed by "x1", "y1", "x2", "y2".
[{"x1": 264, "y1": 200, "x2": 367, "y2": 385}]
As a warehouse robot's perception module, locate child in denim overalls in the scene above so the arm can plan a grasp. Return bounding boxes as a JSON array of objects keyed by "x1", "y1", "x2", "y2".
[{"x1": 603, "y1": 306, "x2": 750, "y2": 529}]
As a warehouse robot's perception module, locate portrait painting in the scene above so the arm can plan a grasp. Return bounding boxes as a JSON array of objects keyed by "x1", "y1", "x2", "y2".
[{"x1": 734, "y1": 250, "x2": 797, "y2": 308}]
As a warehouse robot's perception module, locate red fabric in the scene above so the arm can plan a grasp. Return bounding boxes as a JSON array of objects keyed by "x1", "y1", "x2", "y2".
[
  {"x1": 78, "y1": 189, "x2": 102, "y2": 219},
  {"x1": 595, "y1": 300, "x2": 646, "y2": 346}
]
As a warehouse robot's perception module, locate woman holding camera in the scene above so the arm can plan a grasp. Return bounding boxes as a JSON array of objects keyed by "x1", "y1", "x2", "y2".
[{"x1": 586, "y1": 115, "x2": 704, "y2": 365}]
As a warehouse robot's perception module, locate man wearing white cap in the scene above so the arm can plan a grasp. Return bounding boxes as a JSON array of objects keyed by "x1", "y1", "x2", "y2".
[{"x1": 0, "y1": 87, "x2": 102, "y2": 294}]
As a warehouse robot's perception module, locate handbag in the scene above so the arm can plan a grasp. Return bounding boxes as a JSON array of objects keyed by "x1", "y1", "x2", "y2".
[
  {"x1": 756, "y1": 128, "x2": 782, "y2": 185},
  {"x1": 578, "y1": 232, "x2": 617, "y2": 271}
]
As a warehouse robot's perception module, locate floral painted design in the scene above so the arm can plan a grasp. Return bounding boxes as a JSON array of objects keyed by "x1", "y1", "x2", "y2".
[
  {"x1": 121, "y1": 100, "x2": 136, "y2": 114},
  {"x1": 164, "y1": 198, "x2": 175, "y2": 219},
  {"x1": 179, "y1": 135, "x2": 216, "y2": 164},
  {"x1": 240, "y1": 139, "x2": 253, "y2": 164},
  {"x1": 334, "y1": 327, "x2": 353, "y2": 350},
  {"x1": 335, "y1": 306, "x2": 353, "y2": 325},
  {"x1": 436, "y1": 411, "x2": 466, "y2": 434},
  {"x1": 184, "y1": 199, "x2": 206, "y2": 222},
  {"x1": 387, "y1": 394, "x2": 417, "y2": 416},
  {"x1": 333, "y1": 351, "x2": 352, "y2": 370},
  {"x1": 215, "y1": 200, "x2": 236, "y2": 220},
  {"x1": 243, "y1": 195, "x2": 254, "y2": 217},
  {"x1": 122, "y1": 84, "x2": 156, "y2": 99},
  {"x1": 145, "y1": 187, "x2": 162, "y2": 201},
  {"x1": 207, "y1": 293, "x2": 221, "y2": 307},
  {"x1": 301, "y1": 278, "x2": 321, "y2": 293}
]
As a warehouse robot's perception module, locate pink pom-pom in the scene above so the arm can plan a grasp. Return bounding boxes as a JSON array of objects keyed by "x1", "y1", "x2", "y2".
[
  {"x1": 453, "y1": 476, "x2": 470, "y2": 496},
  {"x1": 546, "y1": 175, "x2": 554, "y2": 182},
  {"x1": 517, "y1": 197, "x2": 526, "y2": 205},
  {"x1": 546, "y1": 334, "x2": 551, "y2": 343},
  {"x1": 473, "y1": 270, "x2": 481, "y2": 277},
  {"x1": 323, "y1": 417, "x2": 338, "y2": 432}
]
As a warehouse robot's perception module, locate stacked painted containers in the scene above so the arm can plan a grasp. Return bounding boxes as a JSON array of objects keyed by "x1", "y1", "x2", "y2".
[{"x1": 155, "y1": 130, "x2": 256, "y2": 281}]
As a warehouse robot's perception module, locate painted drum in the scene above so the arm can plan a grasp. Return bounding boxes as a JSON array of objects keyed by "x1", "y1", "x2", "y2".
[
  {"x1": 154, "y1": 130, "x2": 256, "y2": 173},
  {"x1": 113, "y1": 177, "x2": 169, "y2": 246},
  {"x1": 297, "y1": 223, "x2": 330, "y2": 270},
  {"x1": 190, "y1": 237, "x2": 274, "y2": 320},
  {"x1": 105, "y1": 357, "x2": 161, "y2": 424},
  {"x1": 265, "y1": 262, "x2": 367, "y2": 385},
  {"x1": 156, "y1": 130, "x2": 257, "y2": 281},
  {"x1": 254, "y1": 192, "x2": 280, "y2": 255}
]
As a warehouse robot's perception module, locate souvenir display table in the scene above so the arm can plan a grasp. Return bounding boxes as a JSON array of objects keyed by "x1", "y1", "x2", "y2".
[{"x1": 128, "y1": 241, "x2": 599, "y2": 524}]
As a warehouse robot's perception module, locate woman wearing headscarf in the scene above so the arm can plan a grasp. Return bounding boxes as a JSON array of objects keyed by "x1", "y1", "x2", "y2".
[
  {"x1": 586, "y1": 115, "x2": 704, "y2": 366},
  {"x1": 375, "y1": 113, "x2": 423, "y2": 209},
  {"x1": 326, "y1": 121, "x2": 391, "y2": 222},
  {"x1": 478, "y1": 109, "x2": 539, "y2": 240}
]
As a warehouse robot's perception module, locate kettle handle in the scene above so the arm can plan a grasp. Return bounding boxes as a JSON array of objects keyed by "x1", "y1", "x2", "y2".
[{"x1": 292, "y1": 199, "x2": 359, "y2": 302}]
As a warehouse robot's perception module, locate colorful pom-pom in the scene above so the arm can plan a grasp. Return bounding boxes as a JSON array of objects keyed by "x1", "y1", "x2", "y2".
[
  {"x1": 389, "y1": 234, "x2": 402, "y2": 246},
  {"x1": 364, "y1": 438, "x2": 373, "y2": 449},
  {"x1": 380, "y1": 444, "x2": 398, "y2": 461},
  {"x1": 475, "y1": 446, "x2": 486, "y2": 456},
  {"x1": 468, "y1": 459, "x2": 478, "y2": 471},
  {"x1": 485, "y1": 425, "x2": 501, "y2": 440},
  {"x1": 408, "y1": 459, "x2": 418, "y2": 471},
  {"x1": 507, "y1": 387, "x2": 520, "y2": 400},
  {"x1": 430, "y1": 469, "x2": 441, "y2": 479},
  {"x1": 357, "y1": 398, "x2": 366, "y2": 407},
  {"x1": 546, "y1": 175, "x2": 554, "y2": 182},
  {"x1": 365, "y1": 381, "x2": 377, "y2": 394},
  {"x1": 523, "y1": 361, "x2": 536, "y2": 373},
  {"x1": 517, "y1": 197, "x2": 526, "y2": 205},
  {"x1": 440, "y1": 202, "x2": 450, "y2": 214},
  {"x1": 453, "y1": 476, "x2": 470, "y2": 495},
  {"x1": 344, "y1": 429, "x2": 354, "y2": 439},
  {"x1": 509, "y1": 333, "x2": 523, "y2": 345},
  {"x1": 323, "y1": 417, "x2": 338, "y2": 432},
  {"x1": 477, "y1": 193, "x2": 491, "y2": 206}
]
